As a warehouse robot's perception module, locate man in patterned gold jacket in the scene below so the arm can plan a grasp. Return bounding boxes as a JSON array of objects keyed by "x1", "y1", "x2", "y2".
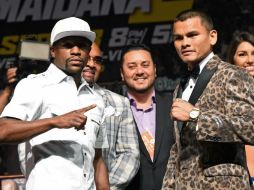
[{"x1": 162, "y1": 9, "x2": 254, "y2": 190}]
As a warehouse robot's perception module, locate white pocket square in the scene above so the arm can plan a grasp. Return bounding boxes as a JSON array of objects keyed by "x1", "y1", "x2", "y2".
[
  {"x1": 104, "y1": 106, "x2": 115, "y2": 117},
  {"x1": 101, "y1": 106, "x2": 117, "y2": 124}
]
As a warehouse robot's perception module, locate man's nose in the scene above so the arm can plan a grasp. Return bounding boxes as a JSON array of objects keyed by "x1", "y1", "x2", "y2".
[
  {"x1": 181, "y1": 37, "x2": 190, "y2": 48},
  {"x1": 136, "y1": 65, "x2": 144, "y2": 74},
  {"x1": 70, "y1": 46, "x2": 81, "y2": 55},
  {"x1": 87, "y1": 57, "x2": 96, "y2": 67}
]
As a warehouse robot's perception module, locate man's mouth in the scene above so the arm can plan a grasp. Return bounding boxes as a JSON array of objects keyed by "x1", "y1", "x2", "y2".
[
  {"x1": 83, "y1": 67, "x2": 96, "y2": 75},
  {"x1": 69, "y1": 59, "x2": 82, "y2": 64},
  {"x1": 134, "y1": 77, "x2": 146, "y2": 82},
  {"x1": 181, "y1": 50, "x2": 194, "y2": 56},
  {"x1": 67, "y1": 57, "x2": 84, "y2": 65}
]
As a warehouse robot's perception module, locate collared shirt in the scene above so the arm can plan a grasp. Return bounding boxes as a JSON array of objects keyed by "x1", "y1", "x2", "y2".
[
  {"x1": 182, "y1": 52, "x2": 214, "y2": 101},
  {"x1": 1, "y1": 64, "x2": 108, "y2": 190},
  {"x1": 128, "y1": 91, "x2": 156, "y2": 139},
  {"x1": 128, "y1": 90, "x2": 156, "y2": 161},
  {"x1": 93, "y1": 84, "x2": 140, "y2": 190}
]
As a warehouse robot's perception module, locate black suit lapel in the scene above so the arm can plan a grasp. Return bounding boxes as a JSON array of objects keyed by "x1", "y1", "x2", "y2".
[
  {"x1": 175, "y1": 82, "x2": 185, "y2": 132},
  {"x1": 177, "y1": 55, "x2": 219, "y2": 133},
  {"x1": 176, "y1": 84, "x2": 183, "y2": 99},
  {"x1": 188, "y1": 63, "x2": 218, "y2": 105},
  {"x1": 153, "y1": 92, "x2": 169, "y2": 162}
]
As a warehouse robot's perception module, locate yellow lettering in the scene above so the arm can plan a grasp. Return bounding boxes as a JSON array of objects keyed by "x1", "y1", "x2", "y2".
[
  {"x1": 0, "y1": 35, "x2": 19, "y2": 55},
  {"x1": 94, "y1": 29, "x2": 104, "y2": 46},
  {"x1": 94, "y1": 29, "x2": 104, "y2": 72},
  {"x1": 129, "y1": 0, "x2": 194, "y2": 23},
  {"x1": 37, "y1": 33, "x2": 50, "y2": 43}
]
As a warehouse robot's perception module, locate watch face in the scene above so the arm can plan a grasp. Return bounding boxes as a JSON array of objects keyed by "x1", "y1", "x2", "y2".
[{"x1": 190, "y1": 110, "x2": 199, "y2": 119}]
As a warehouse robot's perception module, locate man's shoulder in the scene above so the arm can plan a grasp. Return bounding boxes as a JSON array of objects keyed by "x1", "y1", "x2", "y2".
[
  {"x1": 154, "y1": 90, "x2": 173, "y2": 109},
  {"x1": 15, "y1": 71, "x2": 48, "y2": 89},
  {"x1": 155, "y1": 90, "x2": 173, "y2": 99},
  {"x1": 104, "y1": 89, "x2": 126, "y2": 99},
  {"x1": 22, "y1": 73, "x2": 52, "y2": 90},
  {"x1": 95, "y1": 85, "x2": 131, "y2": 114},
  {"x1": 95, "y1": 84, "x2": 126, "y2": 100},
  {"x1": 217, "y1": 58, "x2": 249, "y2": 76},
  {"x1": 212, "y1": 54, "x2": 239, "y2": 71},
  {"x1": 208, "y1": 56, "x2": 254, "y2": 88},
  {"x1": 27, "y1": 71, "x2": 48, "y2": 80},
  {"x1": 206, "y1": 55, "x2": 243, "y2": 76}
]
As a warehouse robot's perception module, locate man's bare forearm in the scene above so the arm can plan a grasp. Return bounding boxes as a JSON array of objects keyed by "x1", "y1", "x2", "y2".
[
  {"x1": 94, "y1": 149, "x2": 110, "y2": 190},
  {"x1": 0, "y1": 117, "x2": 54, "y2": 143}
]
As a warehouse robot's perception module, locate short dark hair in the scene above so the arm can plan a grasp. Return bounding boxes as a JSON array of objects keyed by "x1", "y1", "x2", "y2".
[
  {"x1": 174, "y1": 9, "x2": 214, "y2": 31},
  {"x1": 227, "y1": 31, "x2": 254, "y2": 64},
  {"x1": 120, "y1": 43, "x2": 155, "y2": 68}
]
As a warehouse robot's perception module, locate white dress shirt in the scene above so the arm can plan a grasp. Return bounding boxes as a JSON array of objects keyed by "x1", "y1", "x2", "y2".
[
  {"x1": 182, "y1": 52, "x2": 214, "y2": 101},
  {"x1": 1, "y1": 64, "x2": 108, "y2": 190}
]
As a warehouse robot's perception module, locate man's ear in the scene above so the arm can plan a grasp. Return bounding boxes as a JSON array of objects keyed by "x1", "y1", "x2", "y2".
[
  {"x1": 50, "y1": 47, "x2": 55, "y2": 59},
  {"x1": 100, "y1": 65, "x2": 105, "y2": 73},
  {"x1": 154, "y1": 64, "x2": 157, "y2": 78},
  {"x1": 120, "y1": 69, "x2": 124, "y2": 81},
  {"x1": 209, "y1": 30, "x2": 217, "y2": 46}
]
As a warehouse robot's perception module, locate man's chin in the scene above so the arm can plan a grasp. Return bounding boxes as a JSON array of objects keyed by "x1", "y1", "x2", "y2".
[
  {"x1": 64, "y1": 69, "x2": 82, "y2": 76},
  {"x1": 82, "y1": 75, "x2": 93, "y2": 83},
  {"x1": 128, "y1": 86, "x2": 152, "y2": 93}
]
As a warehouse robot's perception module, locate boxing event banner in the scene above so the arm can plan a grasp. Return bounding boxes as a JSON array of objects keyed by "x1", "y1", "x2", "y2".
[{"x1": 0, "y1": 0, "x2": 193, "y2": 91}]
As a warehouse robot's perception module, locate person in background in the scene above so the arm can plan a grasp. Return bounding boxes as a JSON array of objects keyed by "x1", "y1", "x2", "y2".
[
  {"x1": 0, "y1": 66, "x2": 20, "y2": 190},
  {"x1": 227, "y1": 31, "x2": 254, "y2": 185},
  {"x1": 1, "y1": 180, "x2": 19, "y2": 190},
  {"x1": 120, "y1": 44, "x2": 174, "y2": 190},
  {"x1": 162, "y1": 10, "x2": 254, "y2": 190},
  {"x1": 82, "y1": 42, "x2": 140, "y2": 189},
  {"x1": 0, "y1": 17, "x2": 109, "y2": 190},
  {"x1": 0, "y1": 67, "x2": 17, "y2": 113}
]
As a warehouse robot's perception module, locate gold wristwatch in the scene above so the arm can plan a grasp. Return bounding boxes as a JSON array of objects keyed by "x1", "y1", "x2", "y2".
[{"x1": 189, "y1": 107, "x2": 200, "y2": 122}]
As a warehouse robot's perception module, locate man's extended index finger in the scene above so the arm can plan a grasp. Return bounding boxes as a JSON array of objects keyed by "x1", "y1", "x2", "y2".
[{"x1": 81, "y1": 104, "x2": 97, "y2": 113}]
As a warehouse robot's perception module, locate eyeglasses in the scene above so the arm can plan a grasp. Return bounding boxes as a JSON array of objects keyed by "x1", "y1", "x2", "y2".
[{"x1": 88, "y1": 56, "x2": 104, "y2": 65}]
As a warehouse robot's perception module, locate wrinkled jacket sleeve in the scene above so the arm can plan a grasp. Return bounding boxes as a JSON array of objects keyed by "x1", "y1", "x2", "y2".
[{"x1": 195, "y1": 68, "x2": 254, "y2": 144}]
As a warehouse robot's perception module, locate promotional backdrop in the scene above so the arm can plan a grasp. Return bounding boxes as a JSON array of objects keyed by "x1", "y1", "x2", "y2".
[{"x1": 0, "y1": 0, "x2": 253, "y2": 92}]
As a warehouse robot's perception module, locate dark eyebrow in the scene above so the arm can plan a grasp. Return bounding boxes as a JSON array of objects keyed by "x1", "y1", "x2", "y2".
[
  {"x1": 141, "y1": 60, "x2": 151, "y2": 64},
  {"x1": 172, "y1": 34, "x2": 183, "y2": 41},
  {"x1": 172, "y1": 30, "x2": 200, "y2": 40},
  {"x1": 127, "y1": 62, "x2": 137, "y2": 65},
  {"x1": 186, "y1": 31, "x2": 199, "y2": 37}
]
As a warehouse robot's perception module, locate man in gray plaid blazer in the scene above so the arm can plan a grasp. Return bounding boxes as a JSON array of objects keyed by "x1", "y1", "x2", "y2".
[{"x1": 82, "y1": 43, "x2": 140, "y2": 190}]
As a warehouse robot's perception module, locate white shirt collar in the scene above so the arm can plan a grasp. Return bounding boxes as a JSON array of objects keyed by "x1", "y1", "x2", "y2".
[
  {"x1": 47, "y1": 63, "x2": 68, "y2": 84},
  {"x1": 48, "y1": 63, "x2": 92, "y2": 89},
  {"x1": 181, "y1": 52, "x2": 214, "y2": 101},
  {"x1": 198, "y1": 52, "x2": 214, "y2": 74}
]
